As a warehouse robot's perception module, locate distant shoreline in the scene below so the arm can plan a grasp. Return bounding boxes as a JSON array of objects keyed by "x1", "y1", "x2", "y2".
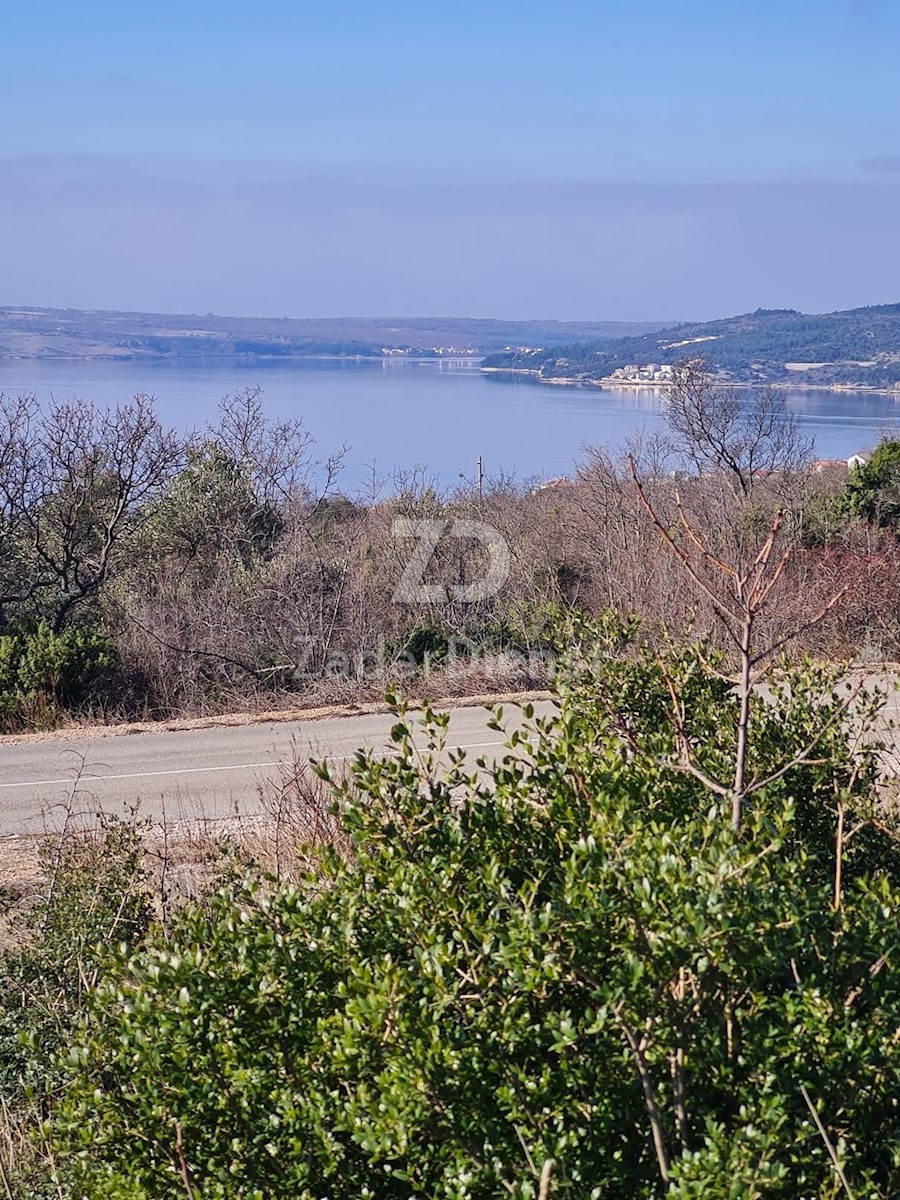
[
  {"x1": 4, "y1": 352, "x2": 899, "y2": 397},
  {"x1": 480, "y1": 366, "x2": 900, "y2": 398},
  {"x1": 0, "y1": 353, "x2": 483, "y2": 366}
]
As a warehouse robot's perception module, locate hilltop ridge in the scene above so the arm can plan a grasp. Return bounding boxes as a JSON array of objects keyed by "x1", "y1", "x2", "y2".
[
  {"x1": 0, "y1": 307, "x2": 669, "y2": 362},
  {"x1": 481, "y1": 301, "x2": 900, "y2": 390}
]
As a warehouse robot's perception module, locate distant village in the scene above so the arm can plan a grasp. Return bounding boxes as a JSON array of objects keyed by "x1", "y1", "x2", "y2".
[
  {"x1": 380, "y1": 346, "x2": 481, "y2": 357},
  {"x1": 531, "y1": 452, "x2": 871, "y2": 497},
  {"x1": 604, "y1": 363, "x2": 676, "y2": 384}
]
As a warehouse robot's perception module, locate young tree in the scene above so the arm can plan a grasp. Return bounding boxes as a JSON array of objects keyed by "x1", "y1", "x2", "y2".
[{"x1": 628, "y1": 461, "x2": 850, "y2": 832}]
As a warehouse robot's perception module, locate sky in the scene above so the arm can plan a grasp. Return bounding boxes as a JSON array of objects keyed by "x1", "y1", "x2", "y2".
[{"x1": 2, "y1": 0, "x2": 900, "y2": 321}]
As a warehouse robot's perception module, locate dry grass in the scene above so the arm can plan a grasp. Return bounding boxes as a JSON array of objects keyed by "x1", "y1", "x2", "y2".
[{"x1": 0, "y1": 747, "x2": 352, "y2": 947}]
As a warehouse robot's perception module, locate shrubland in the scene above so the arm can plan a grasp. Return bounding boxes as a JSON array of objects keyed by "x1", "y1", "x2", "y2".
[
  {"x1": 1, "y1": 369, "x2": 900, "y2": 731},
  {"x1": 4, "y1": 618, "x2": 900, "y2": 1196},
  {"x1": 4, "y1": 365, "x2": 900, "y2": 1195}
]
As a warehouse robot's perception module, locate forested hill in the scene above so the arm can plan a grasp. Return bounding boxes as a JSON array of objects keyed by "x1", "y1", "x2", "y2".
[{"x1": 481, "y1": 302, "x2": 900, "y2": 389}]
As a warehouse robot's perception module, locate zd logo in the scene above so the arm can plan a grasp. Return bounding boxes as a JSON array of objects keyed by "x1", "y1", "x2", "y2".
[{"x1": 391, "y1": 519, "x2": 510, "y2": 603}]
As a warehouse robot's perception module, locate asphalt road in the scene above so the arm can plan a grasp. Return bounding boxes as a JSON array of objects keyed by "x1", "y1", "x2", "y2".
[
  {"x1": 0, "y1": 701, "x2": 558, "y2": 836},
  {"x1": 2, "y1": 675, "x2": 898, "y2": 839}
]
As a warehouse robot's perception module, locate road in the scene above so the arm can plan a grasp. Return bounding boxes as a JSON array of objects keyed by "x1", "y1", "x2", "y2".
[
  {"x1": 2, "y1": 675, "x2": 898, "y2": 839},
  {"x1": 0, "y1": 701, "x2": 558, "y2": 836}
]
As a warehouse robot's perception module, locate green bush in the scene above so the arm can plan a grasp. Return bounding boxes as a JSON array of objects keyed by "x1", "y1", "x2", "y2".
[
  {"x1": 47, "y1": 625, "x2": 900, "y2": 1197},
  {"x1": 398, "y1": 623, "x2": 452, "y2": 666},
  {"x1": 139, "y1": 440, "x2": 283, "y2": 573},
  {"x1": 847, "y1": 438, "x2": 900, "y2": 528},
  {"x1": 0, "y1": 820, "x2": 151, "y2": 1195},
  {"x1": 0, "y1": 623, "x2": 116, "y2": 731}
]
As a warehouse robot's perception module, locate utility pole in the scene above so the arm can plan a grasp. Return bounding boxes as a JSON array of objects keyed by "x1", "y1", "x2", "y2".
[{"x1": 476, "y1": 455, "x2": 484, "y2": 505}]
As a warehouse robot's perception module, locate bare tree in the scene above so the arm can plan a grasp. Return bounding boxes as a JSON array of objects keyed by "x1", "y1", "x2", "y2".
[
  {"x1": 664, "y1": 359, "x2": 812, "y2": 498},
  {"x1": 213, "y1": 386, "x2": 343, "y2": 507},
  {"x1": 0, "y1": 393, "x2": 182, "y2": 631},
  {"x1": 629, "y1": 459, "x2": 850, "y2": 831}
]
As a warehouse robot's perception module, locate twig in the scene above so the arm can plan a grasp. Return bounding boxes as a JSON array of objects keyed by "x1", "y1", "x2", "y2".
[
  {"x1": 41, "y1": 759, "x2": 88, "y2": 935},
  {"x1": 613, "y1": 1005, "x2": 670, "y2": 1185},
  {"x1": 749, "y1": 585, "x2": 850, "y2": 668},
  {"x1": 657, "y1": 659, "x2": 730, "y2": 797},
  {"x1": 174, "y1": 1121, "x2": 195, "y2": 1200},
  {"x1": 0, "y1": 1150, "x2": 14, "y2": 1200},
  {"x1": 747, "y1": 678, "x2": 865, "y2": 796},
  {"x1": 673, "y1": 488, "x2": 737, "y2": 579},
  {"x1": 628, "y1": 459, "x2": 740, "y2": 641},
  {"x1": 799, "y1": 1084, "x2": 854, "y2": 1197},
  {"x1": 671, "y1": 968, "x2": 691, "y2": 1151},
  {"x1": 538, "y1": 1158, "x2": 556, "y2": 1200}
]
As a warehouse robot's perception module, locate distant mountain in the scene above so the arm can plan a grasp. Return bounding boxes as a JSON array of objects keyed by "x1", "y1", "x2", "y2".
[
  {"x1": 481, "y1": 303, "x2": 900, "y2": 389},
  {"x1": 0, "y1": 307, "x2": 672, "y2": 361}
]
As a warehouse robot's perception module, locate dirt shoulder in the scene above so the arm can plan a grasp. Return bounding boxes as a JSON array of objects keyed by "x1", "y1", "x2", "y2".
[{"x1": 0, "y1": 690, "x2": 553, "y2": 749}]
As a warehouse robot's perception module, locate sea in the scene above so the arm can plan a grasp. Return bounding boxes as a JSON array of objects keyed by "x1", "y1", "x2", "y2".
[{"x1": 2, "y1": 357, "x2": 898, "y2": 492}]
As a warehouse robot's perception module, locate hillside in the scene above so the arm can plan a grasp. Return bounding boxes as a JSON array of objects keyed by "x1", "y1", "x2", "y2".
[
  {"x1": 481, "y1": 302, "x2": 900, "y2": 389},
  {"x1": 0, "y1": 307, "x2": 669, "y2": 361}
]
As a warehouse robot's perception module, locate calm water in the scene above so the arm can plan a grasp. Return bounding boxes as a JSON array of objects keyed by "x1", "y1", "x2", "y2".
[{"x1": 2, "y1": 357, "x2": 899, "y2": 489}]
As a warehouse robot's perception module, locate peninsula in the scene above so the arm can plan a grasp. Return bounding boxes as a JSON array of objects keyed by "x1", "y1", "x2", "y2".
[{"x1": 481, "y1": 301, "x2": 900, "y2": 392}]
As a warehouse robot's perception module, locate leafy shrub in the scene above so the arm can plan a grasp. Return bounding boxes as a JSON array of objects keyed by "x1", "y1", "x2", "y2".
[
  {"x1": 0, "y1": 820, "x2": 151, "y2": 1195},
  {"x1": 0, "y1": 623, "x2": 116, "y2": 731},
  {"x1": 139, "y1": 440, "x2": 283, "y2": 573},
  {"x1": 847, "y1": 439, "x2": 900, "y2": 528},
  {"x1": 45, "y1": 623, "x2": 900, "y2": 1198},
  {"x1": 799, "y1": 488, "x2": 853, "y2": 548},
  {"x1": 398, "y1": 623, "x2": 452, "y2": 666}
]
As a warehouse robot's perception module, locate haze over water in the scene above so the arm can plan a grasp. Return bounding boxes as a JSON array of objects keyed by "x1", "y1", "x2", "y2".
[{"x1": 1, "y1": 358, "x2": 896, "y2": 489}]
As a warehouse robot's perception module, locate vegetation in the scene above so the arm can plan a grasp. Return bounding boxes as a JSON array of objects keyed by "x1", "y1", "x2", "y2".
[
  {"x1": 9, "y1": 625, "x2": 900, "y2": 1197},
  {"x1": 0, "y1": 307, "x2": 667, "y2": 362},
  {"x1": 0, "y1": 623, "x2": 115, "y2": 732},
  {"x1": 482, "y1": 301, "x2": 900, "y2": 387},
  {"x1": 0, "y1": 818, "x2": 151, "y2": 1195},
  {"x1": 2, "y1": 372, "x2": 900, "y2": 731},
  {"x1": 847, "y1": 439, "x2": 900, "y2": 526},
  {"x1": 4, "y1": 372, "x2": 900, "y2": 1194}
]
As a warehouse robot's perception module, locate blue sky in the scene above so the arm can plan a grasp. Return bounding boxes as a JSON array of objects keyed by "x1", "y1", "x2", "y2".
[{"x1": 2, "y1": 0, "x2": 900, "y2": 319}]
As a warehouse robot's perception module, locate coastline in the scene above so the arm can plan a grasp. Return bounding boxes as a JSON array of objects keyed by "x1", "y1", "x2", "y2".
[
  {"x1": 0, "y1": 352, "x2": 482, "y2": 366},
  {"x1": 479, "y1": 366, "x2": 900, "y2": 398}
]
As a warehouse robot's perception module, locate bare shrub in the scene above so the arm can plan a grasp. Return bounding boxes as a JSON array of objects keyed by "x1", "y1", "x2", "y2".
[
  {"x1": 6, "y1": 377, "x2": 898, "y2": 727},
  {"x1": 257, "y1": 746, "x2": 351, "y2": 880},
  {"x1": 664, "y1": 358, "x2": 812, "y2": 498}
]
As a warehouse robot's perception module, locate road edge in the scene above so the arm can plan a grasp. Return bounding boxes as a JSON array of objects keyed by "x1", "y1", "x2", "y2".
[{"x1": 0, "y1": 690, "x2": 555, "y2": 748}]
